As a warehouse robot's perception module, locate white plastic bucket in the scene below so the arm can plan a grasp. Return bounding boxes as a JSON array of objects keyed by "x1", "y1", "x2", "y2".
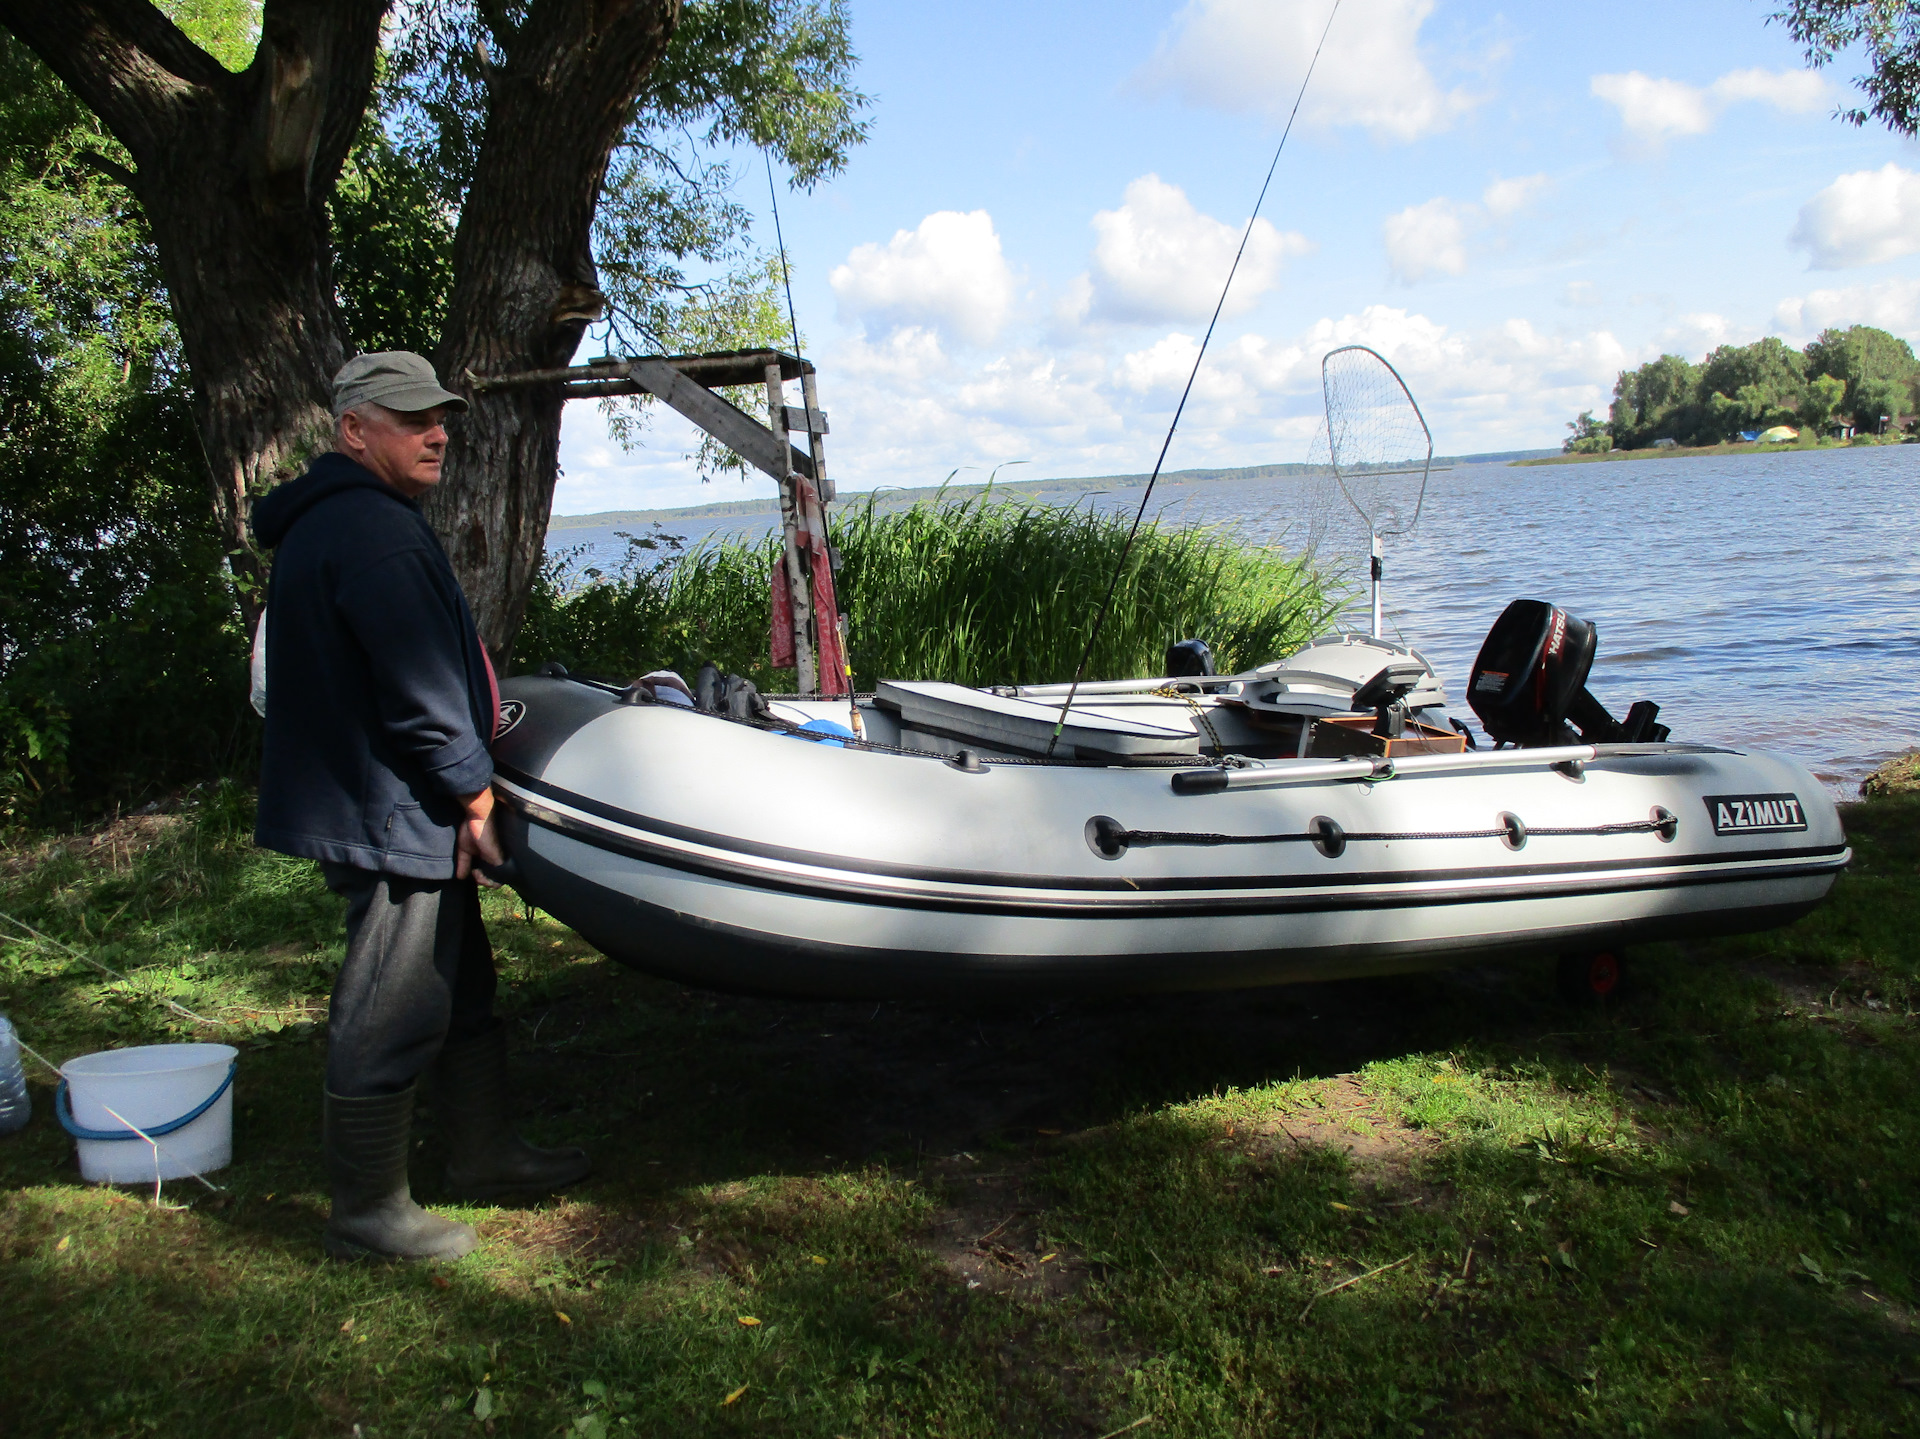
[{"x1": 58, "y1": 1044, "x2": 237, "y2": 1184}]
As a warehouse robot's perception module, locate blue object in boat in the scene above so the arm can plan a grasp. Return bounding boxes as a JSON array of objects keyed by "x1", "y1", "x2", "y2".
[{"x1": 789, "y1": 717, "x2": 856, "y2": 747}]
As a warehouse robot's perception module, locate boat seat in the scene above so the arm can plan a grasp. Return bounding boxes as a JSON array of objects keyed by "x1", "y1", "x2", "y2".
[{"x1": 873, "y1": 680, "x2": 1200, "y2": 762}]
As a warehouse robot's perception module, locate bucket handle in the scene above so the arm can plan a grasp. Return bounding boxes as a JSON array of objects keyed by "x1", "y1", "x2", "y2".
[{"x1": 55, "y1": 1059, "x2": 237, "y2": 1142}]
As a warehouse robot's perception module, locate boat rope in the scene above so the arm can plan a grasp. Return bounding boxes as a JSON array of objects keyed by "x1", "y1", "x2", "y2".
[
  {"x1": 1153, "y1": 684, "x2": 1227, "y2": 755},
  {"x1": 1091, "y1": 809, "x2": 1679, "y2": 859},
  {"x1": 1045, "y1": 0, "x2": 1344, "y2": 761},
  {"x1": 766, "y1": 150, "x2": 863, "y2": 737}
]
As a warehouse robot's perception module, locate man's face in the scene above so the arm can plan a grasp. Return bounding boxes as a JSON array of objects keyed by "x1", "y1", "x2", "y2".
[{"x1": 336, "y1": 403, "x2": 452, "y2": 498}]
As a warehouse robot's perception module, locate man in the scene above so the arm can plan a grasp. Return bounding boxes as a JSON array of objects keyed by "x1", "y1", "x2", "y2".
[{"x1": 253, "y1": 352, "x2": 589, "y2": 1261}]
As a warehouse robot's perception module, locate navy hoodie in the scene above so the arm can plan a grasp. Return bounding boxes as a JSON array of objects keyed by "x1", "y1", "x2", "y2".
[{"x1": 252, "y1": 452, "x2": 494, "y2": 878}]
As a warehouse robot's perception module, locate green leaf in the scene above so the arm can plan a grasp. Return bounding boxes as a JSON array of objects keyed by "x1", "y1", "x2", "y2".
[{"x1": 471, "y1": 1386, "x2": 494, "y2": 1421}]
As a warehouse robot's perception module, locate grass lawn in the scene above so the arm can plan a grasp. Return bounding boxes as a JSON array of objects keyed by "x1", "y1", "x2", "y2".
[{"x1": 1, "y1": 781, "x2": 1917, "y2": 1437}]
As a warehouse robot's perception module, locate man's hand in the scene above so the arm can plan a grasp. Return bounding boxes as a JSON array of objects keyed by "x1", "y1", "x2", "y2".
[{"x1": 455, "y1": 786, "x2": 506, "y2": 883}]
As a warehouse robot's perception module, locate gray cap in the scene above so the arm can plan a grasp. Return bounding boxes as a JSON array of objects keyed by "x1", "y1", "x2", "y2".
[{"x1": 331, "y1": 351, "x2": 469, "y2": 419}]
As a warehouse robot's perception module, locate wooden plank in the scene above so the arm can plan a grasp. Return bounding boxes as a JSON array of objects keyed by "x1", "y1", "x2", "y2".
[
  {"x1": 622, "y1": 358, "x2": 814, "y2": 482},
  {"x1": 782, "y1": 404, "x2": 829, "y2": 435},
  {"x1": 469, "y1": 348, "x2": 812, "y2": 393},
  {"x1": 799, "y1": 370, "x2": 833, "y2": 503}
]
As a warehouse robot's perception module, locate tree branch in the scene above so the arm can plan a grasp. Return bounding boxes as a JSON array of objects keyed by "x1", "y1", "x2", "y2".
[
  {"x1": 252, "y1": 0, "x2": 392, "y2": 212},
  {"x1": 76, "y1": 146, "x2": 138, "y2": 191},
  {"x1": 0, "y1": 0, "x2": 231, "y2": 158}
]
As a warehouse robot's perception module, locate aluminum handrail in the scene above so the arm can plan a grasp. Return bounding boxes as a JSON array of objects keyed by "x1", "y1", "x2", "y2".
[{"x1": 1171, "y1": 744, "x2": 1604, "y2": 794}]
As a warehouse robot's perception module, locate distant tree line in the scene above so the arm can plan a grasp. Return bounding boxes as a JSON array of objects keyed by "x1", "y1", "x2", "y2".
[{"x1": 1563, "y1": 325, "x2": 1920, "y2": 453}]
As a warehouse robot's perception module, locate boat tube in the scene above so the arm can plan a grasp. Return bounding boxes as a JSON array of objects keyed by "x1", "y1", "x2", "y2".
[{"x1": 489, "y1": 606, "x2": 1849, "y2": 999}]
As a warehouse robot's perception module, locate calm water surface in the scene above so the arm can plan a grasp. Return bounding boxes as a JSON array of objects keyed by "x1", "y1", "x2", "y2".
[{"x1": 551, "y1": 446, "x2": 1920, "y2": 796}]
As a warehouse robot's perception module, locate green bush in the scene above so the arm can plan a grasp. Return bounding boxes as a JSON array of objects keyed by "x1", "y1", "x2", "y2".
[{"x1": 514, "y1": 491, "x2": 1342, "y2": 690}]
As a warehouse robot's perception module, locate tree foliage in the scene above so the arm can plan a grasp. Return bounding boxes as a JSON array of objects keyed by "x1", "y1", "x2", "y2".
[
  {"x1": 351, "y1": 0, "x2": 865, "y2": 476},
  {"x1": 1563, "y1": 410, "x2": 1611, "y2": 453},
  {"x1": 1599, "y1": 326, "x2": 1920, "y2": 448},
  {"x1": 1774, "y1": 0, "x2": 1920, "y2": 136},
  {"x1": 0, "y1": 30, "x2": 251, "y2": 818},
  {"x1": 0, "y1": 0, "x2": 868, "y2": 816}
]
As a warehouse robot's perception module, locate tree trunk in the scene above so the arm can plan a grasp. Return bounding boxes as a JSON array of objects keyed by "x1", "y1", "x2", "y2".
[
  {"x1": 0, "y1": 2, "x2": 387, "y2": 628},
  {"x1": 430, "y1": 0, "x2": 680, "y2": 662}
]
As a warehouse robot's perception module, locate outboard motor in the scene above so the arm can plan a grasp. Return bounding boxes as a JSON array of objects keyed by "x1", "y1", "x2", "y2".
[
  {"x1": 1165, "y1": 639, "x2": 1216, "y2": 678},
  {"x1": 1467, "y1": 599, "x2": 1670, "y2": 747}
]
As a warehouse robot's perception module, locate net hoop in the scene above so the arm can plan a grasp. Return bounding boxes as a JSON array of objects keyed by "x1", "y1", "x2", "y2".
[{"x1": 1320, "y1": 344, "x2": 1434, "y2": 538}]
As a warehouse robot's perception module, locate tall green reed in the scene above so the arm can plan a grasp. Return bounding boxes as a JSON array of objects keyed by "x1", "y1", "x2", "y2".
[{"x1": 515, "y1": 492, "x2": 1343, "y2": 691}]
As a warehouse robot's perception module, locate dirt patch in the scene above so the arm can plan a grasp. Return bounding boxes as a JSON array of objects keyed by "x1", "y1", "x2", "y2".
[
  {"x1": 920, "y1": 1149, "x2": 1087, "y2": 1301},
  {"x1": 0, "y1": 808, "x2": 186, "y2": 879},
  {"x1": 1251, "y1": 1073, "x2": 1442, "y2": 1198}
]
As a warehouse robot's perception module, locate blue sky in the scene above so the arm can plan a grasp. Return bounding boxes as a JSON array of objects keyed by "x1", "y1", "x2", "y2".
[{"x1": 554, "y1": 0, "x2": 1920, "y2": 515}]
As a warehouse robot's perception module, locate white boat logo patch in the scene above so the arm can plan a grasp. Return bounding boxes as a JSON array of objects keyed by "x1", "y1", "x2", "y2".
[
  {"x1": 496, "y1": 700, "x2": 526, "y2": 737},
  {"x1": 1704, "y1": 792, "x2": 1806, "y2": 836}
]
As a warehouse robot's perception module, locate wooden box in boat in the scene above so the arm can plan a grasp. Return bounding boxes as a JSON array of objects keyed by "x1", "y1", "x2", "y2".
[{"x1": 1309, "y1": 715, "x2": 1468, "y2": 759}]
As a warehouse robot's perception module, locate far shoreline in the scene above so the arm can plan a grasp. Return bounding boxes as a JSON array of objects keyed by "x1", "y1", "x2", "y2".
[{"x1": 1519, "y1": 436, "x2": 1915, "y2": 466}]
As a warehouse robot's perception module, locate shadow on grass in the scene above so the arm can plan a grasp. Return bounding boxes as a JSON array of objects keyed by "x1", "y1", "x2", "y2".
[{"x1": 3, "y1": 795, "x2": 1920, "y2": 1435}]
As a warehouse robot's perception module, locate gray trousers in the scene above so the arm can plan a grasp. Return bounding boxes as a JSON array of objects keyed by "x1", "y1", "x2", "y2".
[{"x1": 320, "y1": 863, "x2": 499, "y2": 1097}]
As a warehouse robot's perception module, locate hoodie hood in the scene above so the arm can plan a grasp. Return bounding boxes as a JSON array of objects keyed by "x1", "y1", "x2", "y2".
[{"x1": 251, "y1": 451, "x2": 410, "y2": 549}]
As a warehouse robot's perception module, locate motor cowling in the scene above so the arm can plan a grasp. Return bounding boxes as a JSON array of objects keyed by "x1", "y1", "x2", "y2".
[{"x1": 1468, "y1": 599, "x2": 1669, "y2": 747}]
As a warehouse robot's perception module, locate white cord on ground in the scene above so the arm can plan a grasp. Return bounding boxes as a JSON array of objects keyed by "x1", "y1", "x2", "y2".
[{"x1": 0, "y1": 908, "x2": 218, "y2": 1026}]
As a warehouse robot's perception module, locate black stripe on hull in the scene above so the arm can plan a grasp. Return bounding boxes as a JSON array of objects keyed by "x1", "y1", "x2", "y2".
[
  {"x1": 505, "y1": 830, "x2": 1829, "y2": 1000},
  {"x1": 498, "y1": 785, "x2": 1849, "y2": 921}
]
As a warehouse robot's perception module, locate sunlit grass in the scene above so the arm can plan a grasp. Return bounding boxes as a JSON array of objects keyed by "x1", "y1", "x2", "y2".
[{"x1": 1, "y1": 794, "x2": 1917, "y2": 1435}]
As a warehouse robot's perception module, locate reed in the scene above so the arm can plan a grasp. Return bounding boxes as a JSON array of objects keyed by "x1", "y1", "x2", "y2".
[{"x1": 516, "y1": 490, "x2": 1341, "y2": 690}]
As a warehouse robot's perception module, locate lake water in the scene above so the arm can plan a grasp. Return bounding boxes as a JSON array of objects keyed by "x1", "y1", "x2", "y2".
[{"x1": 549, "y1": 446, "x2": 1920, "y2": 797}]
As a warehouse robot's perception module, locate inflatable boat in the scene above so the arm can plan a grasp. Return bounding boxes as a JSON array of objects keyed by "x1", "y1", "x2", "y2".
[{"x1": 488, "y1": 600, "x2": 1849, "y2": 999}]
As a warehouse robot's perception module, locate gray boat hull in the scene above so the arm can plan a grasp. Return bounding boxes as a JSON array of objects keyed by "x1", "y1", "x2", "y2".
[{"x1": 490, "y1": 672, "x2": 1847, "y2": 999}]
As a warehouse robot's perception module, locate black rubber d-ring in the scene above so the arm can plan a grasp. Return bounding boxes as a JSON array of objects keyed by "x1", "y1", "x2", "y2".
[
  {"x1": 1499, "y1": 811, "x2": 1527, "y2": 850},
  {"x1": 1085, "y1": 815, "x2": 1129, "y2": 859},
  {"x1": 1310, "y1": 815, "x2": 1346, "y2": 858}
]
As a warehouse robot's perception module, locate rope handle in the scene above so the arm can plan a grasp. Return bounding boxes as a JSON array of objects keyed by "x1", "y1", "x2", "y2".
[{"x1": 55, "y1": 1059, "x2": 236, "y2": 1142}]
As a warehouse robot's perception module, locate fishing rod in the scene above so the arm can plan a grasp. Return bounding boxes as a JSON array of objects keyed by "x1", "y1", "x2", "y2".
[
  {"x1": 765, "y1": 151, "x2": 864, "y2": 739},
  {"x1": 1044, "y1": 0, "x2": 1342, "y2": 759}
]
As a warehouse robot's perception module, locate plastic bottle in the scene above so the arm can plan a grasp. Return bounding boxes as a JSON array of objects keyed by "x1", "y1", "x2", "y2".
[{"x1": 0, "y1": 1014, "x2": 31, "y2": 1134}]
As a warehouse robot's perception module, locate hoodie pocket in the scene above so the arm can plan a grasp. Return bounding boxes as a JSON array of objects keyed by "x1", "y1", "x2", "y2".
[{"x1": 382, "y1": 799, "x2": 448, "y2": 861}]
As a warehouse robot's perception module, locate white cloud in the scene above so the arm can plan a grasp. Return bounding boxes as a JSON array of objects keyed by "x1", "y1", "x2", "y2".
[
  {"x1": 807, "y1": 301, "x2": 1638, "y2": 494},
  {"x1": 828, "y1": 210, "x2": 1015, "y2": 345},
  {"x1": 1381, "y1": 175, "x2": 1545, "y2": 284},
  {"x1": 1384, "y1": 199, "x2": 1470, "y2": 284},
  {"x1": 1656, "y1": 312, "x2": 1743, "y2": 355},
  {"x1": 1482, "y1": 172, "x2": 1549, "y2": 220},
  {"x1": 1789, "y1": 164, "x2": 1920, "y2": 269},
  {"x1": 1135, "y1": 0, "x2": 1480, "y2": 143},
  {"x1": 1081, "y1": 174, "x2": 1310, "y2": 325},
  {"x1": 1590, "y1": 72, "x2": 1715, "y2": 141},
  {"x1": 1710, "y1": 66, "x2": 1828, "y2": 113},
  {"x1": 1776, "y1": 277, "x2": 1920, "y2": 340},
  {"x1": 1591, "y1": 66, "x2": 1829, "y2": 148}
]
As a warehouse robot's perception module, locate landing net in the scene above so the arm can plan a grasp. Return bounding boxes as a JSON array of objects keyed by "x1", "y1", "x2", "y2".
[
  {"x1": 1320, "y1": 345, "x2": 1433, "y2": 636},
  {"x1": 1322, "y1": 344, "x2": 1432, "y2": 539}
]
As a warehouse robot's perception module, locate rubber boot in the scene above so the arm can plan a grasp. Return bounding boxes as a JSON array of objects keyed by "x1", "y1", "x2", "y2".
[
  {"x1": 323, "y1": 1085, "x2": 479, "y2": 1261},
  {"x1": 433, "y1": 1026, "x2": 590, "y2": 1201}
]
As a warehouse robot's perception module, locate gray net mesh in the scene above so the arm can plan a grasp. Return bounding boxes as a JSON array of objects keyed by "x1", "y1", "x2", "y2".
[{"x1": 1321, "y1": 345, "x2": 1433, "y2": 539}]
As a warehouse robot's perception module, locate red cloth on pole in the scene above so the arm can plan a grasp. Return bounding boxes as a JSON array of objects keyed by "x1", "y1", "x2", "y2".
[
  {"x1": 797, "y1": 478, "x2": 848, "y2": 696},
  {"x1": 769, "y1": 560, "x2": 794, "y2": 669}
]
